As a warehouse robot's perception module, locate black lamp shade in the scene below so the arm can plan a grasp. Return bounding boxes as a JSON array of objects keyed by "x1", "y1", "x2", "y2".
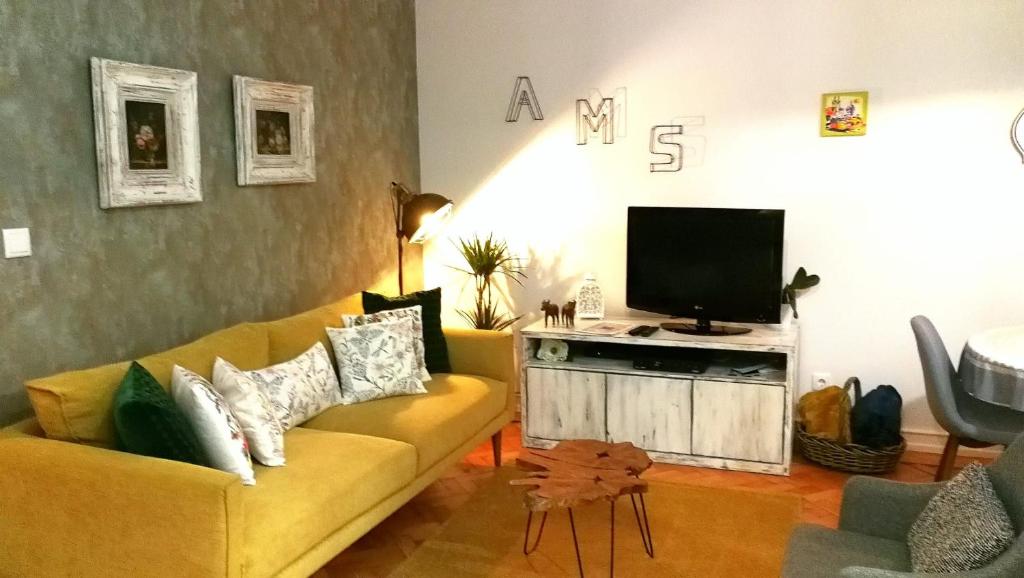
[{"x1": 400, "y1": 193, "x2": 453, "y2": 244}]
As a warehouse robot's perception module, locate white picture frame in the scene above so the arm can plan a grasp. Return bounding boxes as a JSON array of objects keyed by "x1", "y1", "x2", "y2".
[
  {"x1": 233, "y1": 76, "x2": 315, "y2": 185},
  {"x1": 91, "y1": 57, "x2": 201, "y2": 208}
]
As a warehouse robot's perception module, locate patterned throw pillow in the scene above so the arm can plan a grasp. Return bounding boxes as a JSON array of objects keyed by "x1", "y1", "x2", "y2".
[
  {"x1": 113, "y1": 361, "x2": 208, "y2": 466},
  {"x1": 363, "y1": 288, "x2": 451, "y2": 374},
  {"x1": 170, "y1": 366, "x2": 255, "y2": 486},
  {"x1": 242, "y1": 342, "x2": 342, "y2": 430},
  {"x1": 211, "y1": 358, "x2": 286, "y2": 467},
  {"x1": 343, "y1": 304, "x2": 431, "y2": 382},
  {"x1": 908, "y1": 463, "x2": 1015, "y2": 573},
  {"x1": 327, "y1": 317, "x2": 427, "y2": 405}
]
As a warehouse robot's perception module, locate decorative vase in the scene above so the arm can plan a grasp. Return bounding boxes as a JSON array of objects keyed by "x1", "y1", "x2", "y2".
[{"x1": 575, "y1": 273, "x2": 605, "y2": 319}]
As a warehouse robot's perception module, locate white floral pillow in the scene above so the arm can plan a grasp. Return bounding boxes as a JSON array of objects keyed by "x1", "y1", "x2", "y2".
[
  {"x1": 342, "y1": 304, "x2": 430, "y2": 382},
  {"x1": 170, "y1": 365, "x2": 255, "y2": 486},
  {"x1": 243, "y1": 342, "x2": 343, "y2": 430},
  {"x1": 212, "y1": 358, "x2": 286, "y2": 467},
  {"x1": 327, "y1": 317, "x2": 427, "y2": 405}
]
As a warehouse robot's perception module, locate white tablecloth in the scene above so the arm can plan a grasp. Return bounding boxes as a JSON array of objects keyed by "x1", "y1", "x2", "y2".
[{"x1": 961, "y1": 325, "x2": 1024, "y2": 411}]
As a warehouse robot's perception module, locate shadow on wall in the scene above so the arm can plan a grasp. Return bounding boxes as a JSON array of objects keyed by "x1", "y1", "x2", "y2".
[{"x1": 519, "y1": 245, "x2": 577, "y2": 326}]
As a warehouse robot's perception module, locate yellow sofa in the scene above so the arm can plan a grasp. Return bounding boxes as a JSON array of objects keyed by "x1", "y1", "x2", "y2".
[{"x1": 0, "y1": 294, "x2": 516, "y2": 577}]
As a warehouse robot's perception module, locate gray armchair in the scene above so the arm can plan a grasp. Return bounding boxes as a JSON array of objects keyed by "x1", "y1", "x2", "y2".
[
  {"x1": 782, "y1": 434, "x2": 1024, "y2": 577},
  {"x1": 911, "y1": 315, "x2": 1024, "y2": 481}
]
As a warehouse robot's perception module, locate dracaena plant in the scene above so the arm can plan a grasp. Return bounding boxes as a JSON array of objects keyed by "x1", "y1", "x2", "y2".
[{"x1": 450, "y1": 234, "x2": 526, "y2": 331}]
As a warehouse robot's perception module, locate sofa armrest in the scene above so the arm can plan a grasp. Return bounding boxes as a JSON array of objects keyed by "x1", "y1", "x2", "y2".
[
  {"x1": 838, "y1": 476, "x2": 943, "y2": 541},
  {"x1": 443, "y1": 327, "x2": 516, "y2": 413},
  {"x1": 0, "y1": 436, "x2": 243, "y2": 578}
]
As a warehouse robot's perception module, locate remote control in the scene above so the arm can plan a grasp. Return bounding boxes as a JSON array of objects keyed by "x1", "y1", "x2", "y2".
[{"x1": 628, "y1": 325, "x2": 659, "y2": 337}]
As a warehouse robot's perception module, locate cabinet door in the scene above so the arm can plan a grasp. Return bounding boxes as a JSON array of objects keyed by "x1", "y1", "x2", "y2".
[
  {"x1": 525, "y1": 368, "x2": 606, "y2": 441},
  {"x1": 606, "y1": 375, "x2": 692, "y2": 454},
  {"x1": 692, "y1": 380, "x2": 785, "y2": 463}
]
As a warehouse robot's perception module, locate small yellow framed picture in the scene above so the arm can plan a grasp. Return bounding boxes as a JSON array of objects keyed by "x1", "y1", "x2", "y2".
[{"x1": 821, "y1": 91, "x2": 868, "y2": 137}]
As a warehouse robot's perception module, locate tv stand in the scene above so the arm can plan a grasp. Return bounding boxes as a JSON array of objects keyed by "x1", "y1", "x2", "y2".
[
  {"x1": 661, "y1": 319, "x2": 752, "y2": 336},
  {"x1": 520, "y1": 317, "x2": 798, "y2": 476}
]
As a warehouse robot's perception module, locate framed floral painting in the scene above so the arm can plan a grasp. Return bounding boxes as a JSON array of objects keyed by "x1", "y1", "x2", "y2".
[
  {"x1": 91, "y1": 58, "x2": 201, "y2": 208},
  {"x1": 233, "y1": 76, "x2": 315, "y2": 185},
  {"x1": 821, "y1": 91, "x2": 868, "y2": 137}
]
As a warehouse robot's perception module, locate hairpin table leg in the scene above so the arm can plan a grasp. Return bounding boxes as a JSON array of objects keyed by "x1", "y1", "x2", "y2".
[
  {"x1": 609, "y1": 500, "x2": 616, "y2": 578},
  {"x1": 630, "y1": 493, "x2": 655, "y2": 557},
  {"x1": 523, "y1": 510, "x2": 548, "y2": 555},
  {"x1": 568, "y1": 508, "x2": 585, "y2": 577}
]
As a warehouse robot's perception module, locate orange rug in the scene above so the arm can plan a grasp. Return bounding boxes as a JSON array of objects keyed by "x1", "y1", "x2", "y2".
[{"x1": 390, "y1": 468, "x2": 800, "y2": 577}]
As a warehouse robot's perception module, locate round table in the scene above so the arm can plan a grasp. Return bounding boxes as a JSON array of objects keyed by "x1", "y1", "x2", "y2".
[{"x1": 960, "y1": 325, "x2": 1024, "y2": 411}]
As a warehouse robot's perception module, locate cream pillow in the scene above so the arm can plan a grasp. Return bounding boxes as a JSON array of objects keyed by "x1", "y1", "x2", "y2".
[
  {"x1": 327, "y1": 317, "x2": 426, "y2": 405},
  {"x1": 342, "y1": 304, "x2": 431, "y2": 382},
  {"x1": 243, "y1": 342, "x2": 342, "y2": 430},
  {"x1": 212, "y1": 358, "x2": 285, "y2": 467},
  {"x1": 170, "y1": 365, "x2": 255, "y2": 486}
]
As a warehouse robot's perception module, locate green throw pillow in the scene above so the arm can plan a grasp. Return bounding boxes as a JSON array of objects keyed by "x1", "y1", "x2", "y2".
[
  {"x1": 363, "y1": 287, "x2": 451, "y2": 374},
  {"x1": 113, "y1": 361, "x2": 209, "y2": 466}
]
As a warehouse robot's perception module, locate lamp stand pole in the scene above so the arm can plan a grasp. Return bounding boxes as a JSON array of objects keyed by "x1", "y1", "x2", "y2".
[
  {"x1": 397, "y1": 233, "x2": 405, "y2": 295},
  {"x1": 392, "y1": 182, "x2": 409, "y2": 295}
]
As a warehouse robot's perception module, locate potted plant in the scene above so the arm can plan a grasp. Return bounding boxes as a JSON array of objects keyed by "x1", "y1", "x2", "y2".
[{"x1": 451, "y1": 234, "x2": 526, "y2": 331}]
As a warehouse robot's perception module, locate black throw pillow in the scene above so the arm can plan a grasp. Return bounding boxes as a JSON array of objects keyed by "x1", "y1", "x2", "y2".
[{"x1": 363, "y1": 287, "x2": 451, "y2": 374}]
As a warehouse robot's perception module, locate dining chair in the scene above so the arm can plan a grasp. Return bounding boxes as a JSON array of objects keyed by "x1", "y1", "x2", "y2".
[{"x1": 910, "y1": 316, "x2": 1024, "y2": 481}]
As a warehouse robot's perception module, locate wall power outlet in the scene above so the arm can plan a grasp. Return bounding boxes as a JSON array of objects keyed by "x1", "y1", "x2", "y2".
[{"x1": 811, "y1": 372, "x2": 832, "y2": 391}]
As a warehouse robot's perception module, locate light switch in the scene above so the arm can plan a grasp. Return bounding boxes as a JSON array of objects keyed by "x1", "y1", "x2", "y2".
[{"x1": 3, "y1": 228, "x2": 32, "y2": 258}]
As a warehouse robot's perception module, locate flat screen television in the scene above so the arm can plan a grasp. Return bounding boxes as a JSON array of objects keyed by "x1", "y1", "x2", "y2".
[{"x1": 626, "y1": 206, "x2": 785, "y2": 336}]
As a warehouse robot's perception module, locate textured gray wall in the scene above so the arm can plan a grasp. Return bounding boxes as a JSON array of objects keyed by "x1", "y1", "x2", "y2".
[{"x1": 0, "y1": 0, "x2": 421, "y2": 424}]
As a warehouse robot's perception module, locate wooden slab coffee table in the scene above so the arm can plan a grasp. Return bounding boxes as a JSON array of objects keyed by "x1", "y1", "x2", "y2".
[{"x1": 511, "y1": 439, "x2": 655, "y2": 577}]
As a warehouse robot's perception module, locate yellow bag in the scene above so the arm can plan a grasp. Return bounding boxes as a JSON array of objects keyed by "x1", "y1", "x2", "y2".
[{"x1": 798, "y1": 380, "x2": 852, "y2": 444}]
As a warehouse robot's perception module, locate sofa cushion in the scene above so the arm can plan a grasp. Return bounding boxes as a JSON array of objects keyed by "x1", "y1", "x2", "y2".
[
  {"x1": 343, "y1": 305, "x2": 431, "y2": 382},
  {"x1": 242, "y1": 428, "x2": 416, "y2": 577},
  {"x1": 299, "y1": 373, "x2": 507, "y2": 473},
  {"x1": 782, "y1": 524, "x2": 910, "y2": 577},
  {"x1": 363, "y1": 288, "x2": 451, "y2": 373},
  {"x1": 328, "y1": 319, "x2": 427, "y2": 405},
  {"x1": 114, "y1": 362, "x2": 208, "y2": 466},
  {"x1": 908, "y1": 463, "x2": 1015, "y2": 573},
  {"x1": 265, "y1": 294, "x2": 363, "y2": 365},
  {"x1": 26, "y1": 323, "x2": 269, "y2": 447}
]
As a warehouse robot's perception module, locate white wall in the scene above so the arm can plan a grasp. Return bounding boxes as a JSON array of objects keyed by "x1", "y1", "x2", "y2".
[{"x1": 416, "y1": 0, "x2": 1024, "y2": 447}]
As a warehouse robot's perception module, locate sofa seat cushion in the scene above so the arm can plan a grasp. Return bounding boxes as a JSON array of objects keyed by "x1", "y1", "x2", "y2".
[
  {"x1": 782, "y1": 524, "x2": 910, "y2": 577},
  {"x1": 299, "y1": 374, "x2": 507, "y2": 473},
  {"x1": 26, "y1": 323, "x2": 269, "y2": 447},
  {"x1": 243, "y1": 427, "x2": 416, "y2": 578}
]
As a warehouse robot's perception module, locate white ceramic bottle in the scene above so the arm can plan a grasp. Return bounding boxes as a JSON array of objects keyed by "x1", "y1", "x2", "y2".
[{"x1": 575, "y1": 273, "x2": 605, "y2": 319}]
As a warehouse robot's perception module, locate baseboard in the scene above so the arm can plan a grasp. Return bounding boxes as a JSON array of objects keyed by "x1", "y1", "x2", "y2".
[{"x1": 902, "y1": 428, "x2": 1003, "y2": 457}]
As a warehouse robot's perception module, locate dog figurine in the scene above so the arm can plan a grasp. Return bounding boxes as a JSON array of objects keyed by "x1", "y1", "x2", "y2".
[
  {"x1": 561, "y1": 300, "x2": 576, "y2": 327},
  {"x1": 541, "y1": 300, "x2": 560, "y2": 327}
]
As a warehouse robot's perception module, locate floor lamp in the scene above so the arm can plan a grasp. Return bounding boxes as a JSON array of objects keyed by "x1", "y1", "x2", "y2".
[{"x1": 391, "y1": 181, "x2": 454, "y2": 294}]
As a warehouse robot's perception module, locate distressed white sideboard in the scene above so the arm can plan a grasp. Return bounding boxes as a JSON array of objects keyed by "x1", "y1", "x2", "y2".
[{"x1": 519, "y1": 318, "x2": 799, "y2": 476}]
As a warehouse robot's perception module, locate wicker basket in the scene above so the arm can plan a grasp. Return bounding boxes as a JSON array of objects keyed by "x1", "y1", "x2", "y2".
[{"x1": 797, "y1": 424, "x2": 906, "y2": 474}]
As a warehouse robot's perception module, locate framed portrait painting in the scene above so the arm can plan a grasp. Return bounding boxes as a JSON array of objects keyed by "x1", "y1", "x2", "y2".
[
  {"x1": 821, "y1": 91, "x2": 868, "y2": 137},
  {"x1": 233, "y1": 76, "x2": 315, "y2": 185},
  {"x1": 91, "y1": 57, "x2": 201, "y2": 208}
]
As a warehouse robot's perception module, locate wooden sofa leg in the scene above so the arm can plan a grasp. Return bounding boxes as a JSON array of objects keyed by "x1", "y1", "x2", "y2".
[
  {"x1": 491, "y1": 430, "x2": 503, "y2": 467},
  {"x1": 935, "y1": 434, "x2": 960, "y2": 482}
]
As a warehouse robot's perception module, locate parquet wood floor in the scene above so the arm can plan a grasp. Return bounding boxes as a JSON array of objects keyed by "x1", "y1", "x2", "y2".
[{"x1": 314, "y1": 422, "x2": 988, "y2": 578}]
